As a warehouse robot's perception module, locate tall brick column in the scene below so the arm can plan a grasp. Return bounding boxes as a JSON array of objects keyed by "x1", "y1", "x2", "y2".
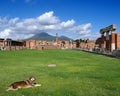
[
  {"x1": 111, "y1": 29, "x2": 115, "y2": 51},
  {"x1": 56, "y1": 33, "x2": 58, "y2": 43}
]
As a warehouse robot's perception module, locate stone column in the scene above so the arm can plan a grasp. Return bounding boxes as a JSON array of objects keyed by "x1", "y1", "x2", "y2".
[
  {"x1": 9, "y1": 40, "x2": 12, "y2": 50},
  {"x1": 3, "y1": 40, "x2": 6, "y2": 47},
  {"x1": 106, "y1": 31, "x2": 110, "y2": 51},
  {"x1": 106, "y1": 31, "x2": 109, "y2": 40},
  {"x1": 111, "y1": 29, "x2": 116, "y2": 51},
  {"x1": 101, "y1": 33, "x2": 104, "y2": 51}
]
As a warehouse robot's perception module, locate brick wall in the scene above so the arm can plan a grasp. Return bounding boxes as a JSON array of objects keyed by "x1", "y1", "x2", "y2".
[
  {"x1": 116, "y1": 33, "x2": 120, "y2": 49},
  {"x1": 25, "y1": 40, "x2": 75, "y2": 50},
  {"x1": 79, "y1": 40, "x2": 95, "y2": 49}
]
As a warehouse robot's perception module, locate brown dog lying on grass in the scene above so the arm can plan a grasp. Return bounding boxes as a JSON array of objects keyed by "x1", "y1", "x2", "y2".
[{"x1": 6, "y1": 76, "x2": 41, "y2": 91}]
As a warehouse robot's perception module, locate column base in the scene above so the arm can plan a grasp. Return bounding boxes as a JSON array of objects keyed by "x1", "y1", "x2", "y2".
[{"x1": 111, "y1": 43, "x2": 115, "y2": 51}]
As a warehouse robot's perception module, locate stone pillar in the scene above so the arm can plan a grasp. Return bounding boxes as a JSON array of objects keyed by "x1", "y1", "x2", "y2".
[
  {"x1": 101, "y1": 33, "x2": 104, "y2": 51},
  {"x1": 70, "y1": 40, "x2": 72, "y2": 49},
  {"x1": 3, "y1": 40, "x2": 6, "y2": 47},
  {"x1": 106, "y1": 31, "x2": 109, "y2": 40},
  {"x1": 9, "y1": 40, "x2": 11, "y2": 46},
  {"x1": 106, "y1": 31, "x2": 110, "y2": 51},
  {"x1": 8, "y1": 40, "x2": 12, "y2": 50},
  {"x1": 111, "y1": 29, "x2": 116, "y2": 51}
]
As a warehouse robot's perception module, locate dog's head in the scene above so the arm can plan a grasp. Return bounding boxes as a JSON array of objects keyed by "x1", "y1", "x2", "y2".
[{"x1": 29, "y1": 76, "x2": 36, "y2": 82}]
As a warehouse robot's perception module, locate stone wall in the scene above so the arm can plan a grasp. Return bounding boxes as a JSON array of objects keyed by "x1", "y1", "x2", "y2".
[
  {"x1": 2, "y1": 46, "x2": 25, "y2": 50},
  {"x1": 37, "y1": 45, "x2": 60, "y2": 50},
  {"x1": 112, "y1": 50, "x2": 120, "y2": 57}
]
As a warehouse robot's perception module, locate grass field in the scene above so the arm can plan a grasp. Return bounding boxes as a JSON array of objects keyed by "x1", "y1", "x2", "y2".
[{"x1": 0, "y1": 49, "x2": 120, "y2": 96}]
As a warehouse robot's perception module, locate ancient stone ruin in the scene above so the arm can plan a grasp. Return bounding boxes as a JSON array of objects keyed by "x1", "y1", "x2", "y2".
[{"x1": 96, "y1": 24, "x2": 120, "y2": 57}]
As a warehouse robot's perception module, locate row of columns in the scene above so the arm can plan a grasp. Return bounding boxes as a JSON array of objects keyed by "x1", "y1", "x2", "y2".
[
  {"x1": 100, "y1": 24, "x2": 116, "y2": 52},
  {"x1": 3, "y1": 40, "x2": 12, "y2": 47}
]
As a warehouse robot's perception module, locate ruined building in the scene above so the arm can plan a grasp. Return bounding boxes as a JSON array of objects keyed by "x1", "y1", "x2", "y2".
[
  {"x1": 26, "y1": 33, "x2": 76, "y2": 50},
  {"x1": 0, "y1": 33, "x2": 76, "y2": 50},
  {"x1": 96, "y1": 24, "x2": 120, "y2": 52},
  {"x1": 0, "y1": 38, "x2": 25, "y2": 50}
]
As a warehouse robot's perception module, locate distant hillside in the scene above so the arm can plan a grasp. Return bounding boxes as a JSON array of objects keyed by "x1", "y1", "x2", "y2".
[
  {"x1": 27, "y1": 32, "x2": 55, "y2": 41},
  {"x1": 26, "y1": 32, "x2": 73, "y2": 41},
  {"x1": 59, "y1": 36, "x2": 73, "y2": 41}
]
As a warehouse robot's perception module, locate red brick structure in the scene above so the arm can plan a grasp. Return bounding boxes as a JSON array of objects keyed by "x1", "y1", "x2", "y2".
[
  {"x1": 56, "y1": 33, "x2": 58, "y2": 43},
  {"x1": 0, "y1": 38, "x2": 25, "y2": 50},
  {"x1": 25, "y1": 33, "x2": 76, "y2": 50},
  {"x1": 0, "y1": 33, "x2": 77, "y2": 50},
  {"x1": 78, "y1": 40, "x2": 96, "y2": 50},
  {"x1": 96, "y1": 24, "x2": 120, "y2": 52},
  {"x1": 115, "y1": 34, "x2": 120, "y2": 49},
  {"x1": 26, "y1": 40, "x2": 76, "y2": 50}
]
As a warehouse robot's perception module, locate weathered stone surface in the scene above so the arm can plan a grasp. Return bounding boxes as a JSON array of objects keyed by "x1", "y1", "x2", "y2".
[
  {"x1": 112, "y1": 50, "x2": 120, "y2": 57},
  {"x1": 100, "y1": 24, "x2": 116, "y2": 34}
]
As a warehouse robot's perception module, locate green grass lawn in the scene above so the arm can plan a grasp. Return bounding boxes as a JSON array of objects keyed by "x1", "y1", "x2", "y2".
[{"x1": 0, "y1": 49, "x2": 120, "y2": 96}]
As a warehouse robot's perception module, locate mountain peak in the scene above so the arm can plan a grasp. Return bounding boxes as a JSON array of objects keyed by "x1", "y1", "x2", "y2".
[
  {"x1": 37, "y1": 32, "x2": 50, "y2": 36},
  {"x1": 59, "y1": 35, "x2": 73, "y2": 41},
  {"x1": 26, "y1": 32, "x2": 73, "y2": 41}
]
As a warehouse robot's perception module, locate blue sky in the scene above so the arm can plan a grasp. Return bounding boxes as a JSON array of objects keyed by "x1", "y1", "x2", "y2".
[{"x1": 0, "y1": 0, "x2": 120, "y2": 40}]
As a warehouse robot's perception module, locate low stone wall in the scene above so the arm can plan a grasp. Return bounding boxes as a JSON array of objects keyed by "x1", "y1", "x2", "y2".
[
  {"x1": 112, "y1": 50, "x2": 120, "y2": 57},
  {"x1": 73, "y1": 48, "x2": 120, "y2": 58},
  {"x1": 3, "y1": 46, "x2": 26, "y2": 50},
  {"x1": 37, "y1": 45, "x2": 60, "y2": 50},
  {"x1": 1, "y1": 45, "x2": 61, "y2": 51}
]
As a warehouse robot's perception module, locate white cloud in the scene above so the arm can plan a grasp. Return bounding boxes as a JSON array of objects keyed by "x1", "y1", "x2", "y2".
[
  {"x1": 0, "y1": 29, "x2": 12, "y2": 38},
  {"x1": 0, "y1": 11, "x2": 95, "y2": 40},
  {"x1": 8, "y1": 17, "x2": 19, "y2": 26},
  {"x1": 60, "y1": 19, "x2": 75, "y2": 28},
  {"x1": 37, "y1": 11, "x2": 60, "y2": 25},
  {"x1": 68, "y1": 23, "x2": 91, "y2": 33}
]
